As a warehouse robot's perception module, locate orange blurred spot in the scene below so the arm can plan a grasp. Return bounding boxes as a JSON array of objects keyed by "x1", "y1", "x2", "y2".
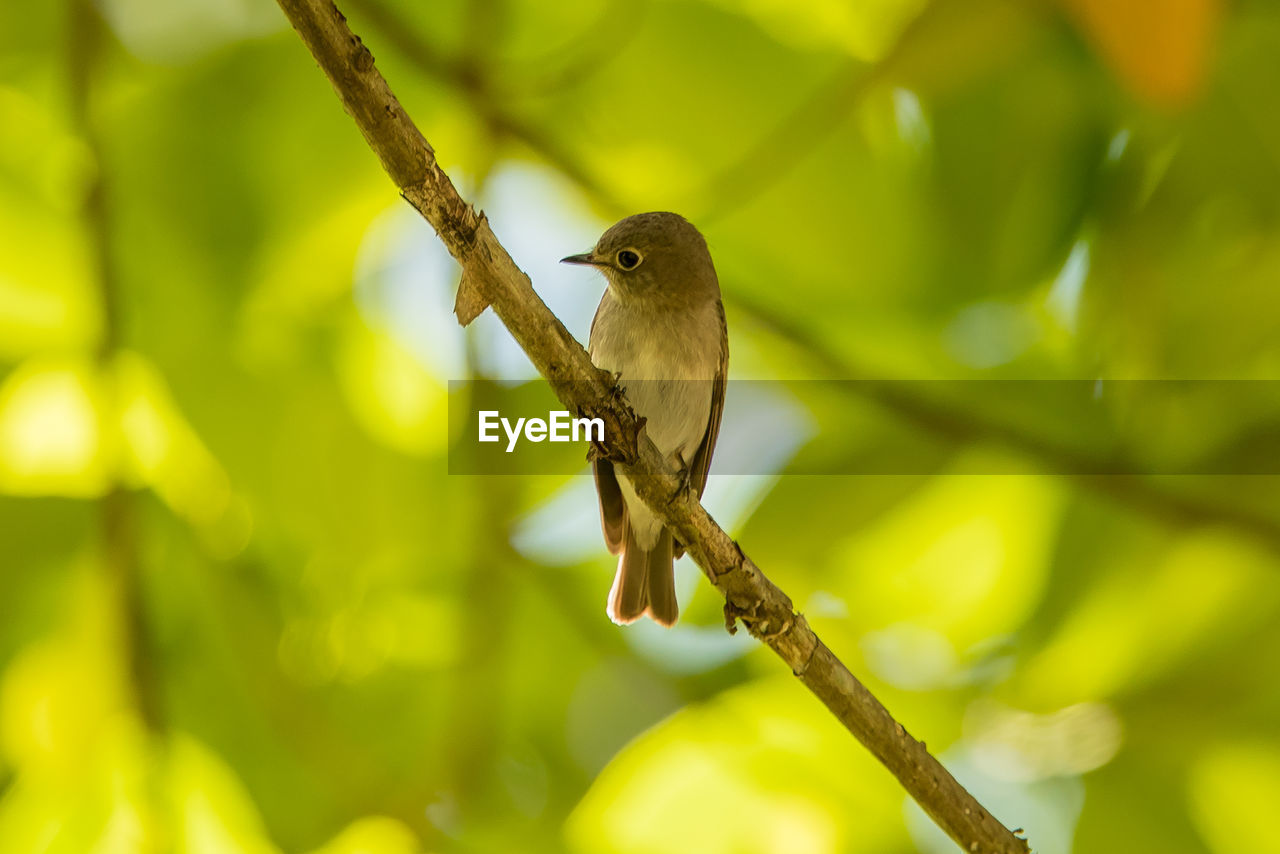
[{"x1": 1059, "y1": 0, "x2": 1222, "y2": 107}]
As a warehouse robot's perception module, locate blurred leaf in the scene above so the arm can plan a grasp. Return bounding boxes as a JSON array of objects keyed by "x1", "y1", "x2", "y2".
[
  {"x1": 167, "y1": 734, "x2": 282, "y2": 854},
  {"x1": 0, "y1": 359, "x2": 110, "y2": 497},
  {"x1": 307, "y1": 815, "x2": 427, "y2": 854},
  {"x1": 566, "y1": 677, "x2": 910, "y2": 854},
  {"x1": 1058, "y1": 0, "x2": 1223, "y2": 107},
  {"x1": 1017, "y1": 529, "x2": 1277, "y2": 706},
  {"x1": 1187, "y1": 740, "x2": 1280, "y2": 854},
  {"x1": 835, "y1": 471, "x2": 1063, "y2": 655}
]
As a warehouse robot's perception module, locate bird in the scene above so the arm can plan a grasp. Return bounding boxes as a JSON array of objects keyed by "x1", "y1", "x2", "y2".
[{"x1": 561, "y1": 212, "x2": 727, "y2": 627}]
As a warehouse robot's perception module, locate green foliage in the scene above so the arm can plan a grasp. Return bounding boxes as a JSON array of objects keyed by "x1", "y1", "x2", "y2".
[{"x1": 3, "y1": 0, "x2": 1279, "y2": 852}]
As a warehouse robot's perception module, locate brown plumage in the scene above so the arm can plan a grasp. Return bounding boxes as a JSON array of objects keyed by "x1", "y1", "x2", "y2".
[{"x1": 564, "y1": 212, "x2": 727, "y2": 627}]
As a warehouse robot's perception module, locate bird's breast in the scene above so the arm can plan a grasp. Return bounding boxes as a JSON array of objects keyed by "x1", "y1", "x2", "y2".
[{"x1": 589, "y1": 296, "x2": 720, "y2": 461}]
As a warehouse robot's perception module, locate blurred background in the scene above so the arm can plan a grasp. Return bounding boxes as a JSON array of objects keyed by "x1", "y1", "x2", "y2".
[{"x1": 3, "y1": 0, "x2": 1280, "y2": 851}]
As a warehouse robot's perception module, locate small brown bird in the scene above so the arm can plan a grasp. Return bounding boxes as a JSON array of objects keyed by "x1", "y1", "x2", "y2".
[{"x1": 562, "y1": 212, "x2": 727, "y2": 627}]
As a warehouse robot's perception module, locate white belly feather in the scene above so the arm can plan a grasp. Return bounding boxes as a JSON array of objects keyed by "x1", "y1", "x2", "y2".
[{"x1": 589, "y1": 295, "x2": 720, "y2": 547}]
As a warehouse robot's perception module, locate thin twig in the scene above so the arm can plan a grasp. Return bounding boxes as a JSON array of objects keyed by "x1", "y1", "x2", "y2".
[
  {"x1": 693, "y1": 0, "x2": 942, "y2": 224},
  {"x1": 272, "y1": 2, "x2": 1030, "y2": 851},
  {"x1": 350, "y1": 5, "x2": 1280, "y2": 550},
  {"x1": 734, "y1": 290, "x2": 1280, "y2": 551},
  {"x1": 344, "y1": 0, "x2": 622, "y2": 208},
  {"x1": 484, "y1": 0, "x2": 649, "y2": 97}
]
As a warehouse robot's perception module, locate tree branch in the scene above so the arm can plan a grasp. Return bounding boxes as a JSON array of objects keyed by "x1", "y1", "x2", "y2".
[{"x1": 272, "y1": 2, "x2": 1030, "y2": 851}]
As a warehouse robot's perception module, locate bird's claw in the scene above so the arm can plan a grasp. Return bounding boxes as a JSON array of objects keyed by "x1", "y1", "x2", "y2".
[{"x1": 669, "y1": 449, "x2": 697, "y2": 501}]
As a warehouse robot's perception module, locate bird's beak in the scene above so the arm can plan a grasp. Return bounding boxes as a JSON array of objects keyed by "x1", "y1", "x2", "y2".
[{"x1": 560, "y1": 252, "x2": 602, "y2": 267}]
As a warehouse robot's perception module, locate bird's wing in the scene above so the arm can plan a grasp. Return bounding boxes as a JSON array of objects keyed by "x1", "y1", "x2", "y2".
[
  {"x1": 589, "y1": 294, "x2": 627, "y2": 554},
  {"x1": 674, "y1": 299, "x2": 728, "y2": 559},
  {"x1": 594, "y1": 458, "x2": 627, "y2": 555}
]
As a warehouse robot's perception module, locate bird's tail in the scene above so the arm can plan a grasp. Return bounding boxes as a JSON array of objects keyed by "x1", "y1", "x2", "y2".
[{"x1": 607, "y1": 524, "x2": 677, "y2": 627}]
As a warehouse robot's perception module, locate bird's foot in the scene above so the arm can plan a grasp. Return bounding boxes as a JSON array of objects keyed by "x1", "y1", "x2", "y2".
[{"x1": 672, "y1": 450, "x2": 696, "y2": 498}]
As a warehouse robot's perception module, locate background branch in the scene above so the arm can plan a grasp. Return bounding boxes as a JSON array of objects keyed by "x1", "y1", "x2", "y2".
[
  {"x1": 70, "y1": 0, "x2": 162, "y2": 733},
  {"x1": 343, "y1": 0, "x2": 1280, "y2": 557},
  {"x1": 273, "y1": 1, "x2": 1030, "y2": 851}
]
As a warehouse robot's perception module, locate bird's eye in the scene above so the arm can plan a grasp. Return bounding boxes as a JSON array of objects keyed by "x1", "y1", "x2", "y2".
[{"x1": 616, "y1": 249, "x2": 642, "y2": 270}]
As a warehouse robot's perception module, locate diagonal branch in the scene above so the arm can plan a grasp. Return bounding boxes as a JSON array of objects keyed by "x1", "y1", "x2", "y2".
[{"x1": 272, "y1": 1, "x2": 1030, "y2": 851}]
